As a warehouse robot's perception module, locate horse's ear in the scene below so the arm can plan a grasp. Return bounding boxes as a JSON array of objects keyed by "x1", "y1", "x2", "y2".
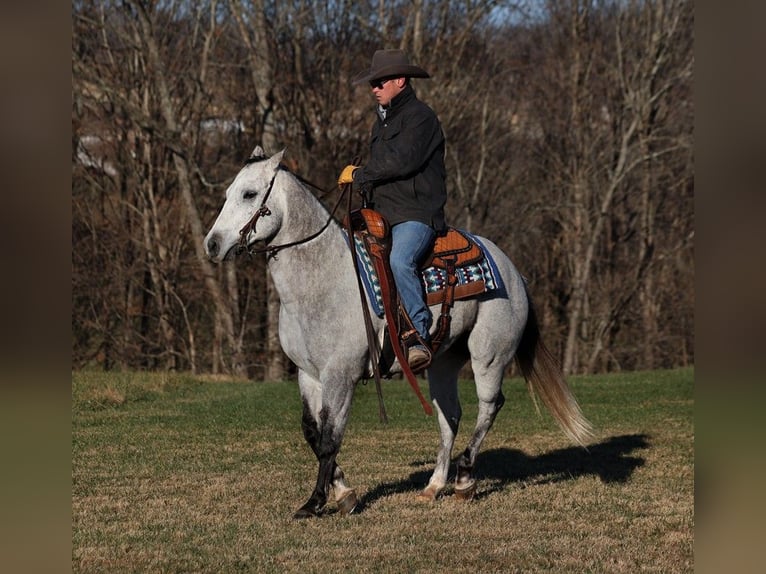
[
  {"x1": 250, "y1": 145, "x2": 267, "y2": 160},
  {"x1": 266, "y1": 148, "x2": 286, "y2": 171}
]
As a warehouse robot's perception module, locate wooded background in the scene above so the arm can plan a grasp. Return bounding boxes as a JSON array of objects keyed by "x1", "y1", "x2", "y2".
[{"x1": 71, "y1": 0, "x2": 693, "y2": 380}]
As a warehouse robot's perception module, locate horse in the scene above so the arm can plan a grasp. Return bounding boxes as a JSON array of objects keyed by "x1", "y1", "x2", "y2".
[{"x1": 204, "y1": 146, "x2": 593, "y2": 519}]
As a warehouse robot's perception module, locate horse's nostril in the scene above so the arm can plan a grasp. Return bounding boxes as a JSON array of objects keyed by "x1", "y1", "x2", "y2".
[{"x1": 206, "y1": 236, "x2": 219, "y2": 258}]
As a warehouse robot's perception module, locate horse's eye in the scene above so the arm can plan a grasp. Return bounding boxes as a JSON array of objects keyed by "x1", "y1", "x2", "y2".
[{"x1": 243, "y1": 190, "x2": 257, "y2": 200}]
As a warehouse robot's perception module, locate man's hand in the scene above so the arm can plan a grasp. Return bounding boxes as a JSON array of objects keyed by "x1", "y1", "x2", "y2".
[{"x1": 338, "y1": 165, "x2": 358, "y2": 185}]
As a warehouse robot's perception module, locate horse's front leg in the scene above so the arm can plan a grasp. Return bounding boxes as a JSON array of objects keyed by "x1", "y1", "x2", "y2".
[{"x1": 294, "y1": 371, "x2": 356, "y2": 519}]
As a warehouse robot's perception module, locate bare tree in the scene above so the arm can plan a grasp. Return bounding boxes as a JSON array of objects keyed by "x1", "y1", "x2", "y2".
[
  {"x1": 521, "y1": 0, "x2": 693, "y2": 373},
  {"x1": 73, "y1": 0, "x2": 249, "y2": 375},
  {"x1": 72, "y1": 0, "x2": 694, "y2": 377},
  {"x1": 227, "y1": 0, "x2": 289, "y2": 380}
]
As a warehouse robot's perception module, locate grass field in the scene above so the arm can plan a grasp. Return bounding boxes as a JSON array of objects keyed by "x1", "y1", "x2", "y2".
[{"x1": 72, "y1": 368, "x2": 693, "y2": 573}]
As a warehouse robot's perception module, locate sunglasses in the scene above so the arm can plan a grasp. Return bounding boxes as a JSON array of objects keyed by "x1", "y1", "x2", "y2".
[{"x1": 369, "y1": 77, "x2": 395, "y2": 90}]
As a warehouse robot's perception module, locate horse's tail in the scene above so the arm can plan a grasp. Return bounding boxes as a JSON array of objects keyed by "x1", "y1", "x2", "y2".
[{"x1": 515, "y1": 290, "x2": 594, "y2": 447}]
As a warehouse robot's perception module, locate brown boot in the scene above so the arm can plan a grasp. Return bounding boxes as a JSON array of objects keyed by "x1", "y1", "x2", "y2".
[{"x1": 407, "y1": 344, "x2": 430, "y2": 373}]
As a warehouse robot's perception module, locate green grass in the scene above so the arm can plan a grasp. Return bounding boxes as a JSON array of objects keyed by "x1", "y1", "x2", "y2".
[{"x1": 72, "y1": 368, "x2": 693, "y2": 573}]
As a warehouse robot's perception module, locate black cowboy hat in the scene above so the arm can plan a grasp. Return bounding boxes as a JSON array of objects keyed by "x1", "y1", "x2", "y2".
[{"x1": 352, "y1": 49, "x2": 430, "y2": 85}]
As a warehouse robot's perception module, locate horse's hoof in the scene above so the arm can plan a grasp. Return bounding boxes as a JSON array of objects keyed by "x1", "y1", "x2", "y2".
[
  {"x1": 415, "y1": 484, "x2": 442, "y2": 502},
  {"x1": 454, "y1": 481, "x2": 476, "y2": 501},
  {"x1": 336, "y1": 490, "x2": 358, "y2": 515}
]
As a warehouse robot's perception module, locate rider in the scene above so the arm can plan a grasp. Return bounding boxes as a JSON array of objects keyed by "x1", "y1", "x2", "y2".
[{"x1": 338, "y1": 49, "x2": 448, "y2": 371}]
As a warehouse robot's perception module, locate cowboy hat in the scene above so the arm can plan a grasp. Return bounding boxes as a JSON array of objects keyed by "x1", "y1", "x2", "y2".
[{"x1": 352, "y1": 49, "x2": 430, "y2": 85}]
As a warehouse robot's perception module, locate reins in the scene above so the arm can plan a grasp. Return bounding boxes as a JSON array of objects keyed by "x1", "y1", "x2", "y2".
[
  {"x1": 237, "y1": 162, "x2": 349, "y2": 260},
  {"x1": 234, "y1": 157, "x2": 390, "y2": 422},
  {"x1": 343, "y1": 183, "x2": 389, "y2": 424}
]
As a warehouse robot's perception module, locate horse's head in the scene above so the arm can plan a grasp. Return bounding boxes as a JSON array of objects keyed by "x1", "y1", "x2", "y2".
[{"x1": 205, "y1": 146, "x2": 285, "y2": 261}]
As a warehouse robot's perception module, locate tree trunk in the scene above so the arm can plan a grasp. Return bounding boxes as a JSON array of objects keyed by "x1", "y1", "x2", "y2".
[
  {"x1": 230, "y1": 0, "x2": 287, "y2": 380},
  {"x1": 132, "y1": 0, "x2": 247, "y2": 377}
]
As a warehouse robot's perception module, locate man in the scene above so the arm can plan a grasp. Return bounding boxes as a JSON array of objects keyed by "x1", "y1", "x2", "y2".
[{"x1": 338, "y1": 49, "x2": 447, "y2": 371}]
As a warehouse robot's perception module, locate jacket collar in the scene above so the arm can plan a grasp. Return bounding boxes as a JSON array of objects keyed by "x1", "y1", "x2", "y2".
[{"x1": 379, "y1": 85, "x2": 416, "y2": 121}]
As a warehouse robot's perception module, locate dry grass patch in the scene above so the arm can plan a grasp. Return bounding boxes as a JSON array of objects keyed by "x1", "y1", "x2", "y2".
[{"x1": 72, "y1": 368, "x2": 693, "y2": 573}]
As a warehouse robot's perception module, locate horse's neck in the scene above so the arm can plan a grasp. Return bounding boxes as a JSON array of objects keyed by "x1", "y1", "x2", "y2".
[
  {"x1": 273, "y1": 178, "x2": 330, "y2": 242},
  {"x1": 267, "y1": 180, "x2": 354, "y2": 303}
]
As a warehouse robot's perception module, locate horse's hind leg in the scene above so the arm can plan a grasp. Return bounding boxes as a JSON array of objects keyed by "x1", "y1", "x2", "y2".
[
  {"x1": 455, "y1": 351, "x2": 508, "y2": 500},
  {"x1": 419, "y1": 351, "x2": 466, "y2": 501},
  {"x1": 331, "y1": 464, "x2": 358, "y2": 515}
]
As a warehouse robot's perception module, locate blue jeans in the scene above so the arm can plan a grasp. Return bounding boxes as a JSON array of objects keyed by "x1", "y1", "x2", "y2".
[{"x1": 390, "y1": 221, "x2": 436, "y2": 342}]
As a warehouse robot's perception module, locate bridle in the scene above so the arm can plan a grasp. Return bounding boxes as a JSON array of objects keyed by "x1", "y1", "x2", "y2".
[
  {"x1": 234, "y1": 155, "x2": 390, "y2": 422},
  {"x1": 236, "y1": 158, "x2": 349, "y2": 260}
]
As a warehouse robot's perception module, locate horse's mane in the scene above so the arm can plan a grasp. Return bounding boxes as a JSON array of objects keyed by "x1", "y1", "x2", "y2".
[
  {"x1": 243, "y1": 152, "x2": 337, "y2": 211},
  {"x1": 243, "y1": 154, "x2": 295, "y2": 178},
  {"x1": 244, "y1": 154, "x2": 269, "y2": 166}
]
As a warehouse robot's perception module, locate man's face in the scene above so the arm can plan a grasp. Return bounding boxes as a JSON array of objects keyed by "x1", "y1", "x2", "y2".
[{"x1": 369, "y1": 76, "x2": 405, "y2": 107}]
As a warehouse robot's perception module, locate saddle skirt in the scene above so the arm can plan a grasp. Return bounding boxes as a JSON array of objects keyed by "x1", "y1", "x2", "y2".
[
  {"x1": 350, "y1": 227, "x2": 505, "y2": 317},
  {"x1": 423, "y1": 228, "x2": 484, "y2": 270}
]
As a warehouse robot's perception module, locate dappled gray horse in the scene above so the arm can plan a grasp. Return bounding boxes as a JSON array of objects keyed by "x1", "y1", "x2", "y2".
[{"x1": 204, "y1": 146, "x2": 592, "y2": 518}]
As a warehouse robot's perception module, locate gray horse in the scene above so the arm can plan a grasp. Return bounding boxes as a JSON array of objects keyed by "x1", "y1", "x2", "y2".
[{"x1": 204, "y1": 146, "x2": 592, "y2": 519}]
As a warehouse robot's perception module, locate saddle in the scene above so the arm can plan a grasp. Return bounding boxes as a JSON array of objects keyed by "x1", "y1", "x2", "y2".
[
  {"x1": 423, "y1": 228, "x2": 483, "y2": 270},
  {"x1": 347, "y1": 209, "x2": 483, "y2": 368},
  {"x1": 422, "y1": 228, "x2": 487, "y2": 306}
]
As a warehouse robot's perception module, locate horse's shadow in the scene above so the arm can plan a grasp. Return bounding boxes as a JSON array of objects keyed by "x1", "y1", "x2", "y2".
[{"x1": 356, "y1": 434, "x2": 648, "y2": 512}]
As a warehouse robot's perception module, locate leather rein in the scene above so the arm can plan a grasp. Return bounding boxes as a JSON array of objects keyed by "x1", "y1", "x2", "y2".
[
  {"x1": 236, "y1": 161, "x2": 349, "y2": 260},
  {"x1": 233, "y1": 160, "x2": 391, "y2": 422}
]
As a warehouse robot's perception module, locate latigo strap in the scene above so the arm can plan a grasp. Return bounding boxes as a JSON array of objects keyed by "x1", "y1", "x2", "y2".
[{"x1": 347, "y1": 208, "x2": 433, "y2": 416}]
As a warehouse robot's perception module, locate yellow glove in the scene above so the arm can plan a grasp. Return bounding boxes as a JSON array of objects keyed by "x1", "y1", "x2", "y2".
[{"x1": 338, "y1": 165, "x2": 358, "y2": 185}]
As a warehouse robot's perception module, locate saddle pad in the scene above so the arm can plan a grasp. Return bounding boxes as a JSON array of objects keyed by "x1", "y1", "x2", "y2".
[{"x1": 348, "y1": 230, "x2": 504, "y2": 318}]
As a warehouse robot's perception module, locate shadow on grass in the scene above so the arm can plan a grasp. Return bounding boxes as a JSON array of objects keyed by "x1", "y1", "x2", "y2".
[{"x1": 357, "y1": 434, "x2": 649, "y2": 511}]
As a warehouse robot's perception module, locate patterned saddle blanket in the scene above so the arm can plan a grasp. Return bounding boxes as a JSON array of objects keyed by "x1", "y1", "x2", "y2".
[{"x1": 350, "y1": 229, "x2": 505, "y2": 318}]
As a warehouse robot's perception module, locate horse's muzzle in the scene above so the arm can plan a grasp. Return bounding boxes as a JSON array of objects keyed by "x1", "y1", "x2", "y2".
[{"x1": 205, "y1": 234, "x2": 221, "y2": 259}]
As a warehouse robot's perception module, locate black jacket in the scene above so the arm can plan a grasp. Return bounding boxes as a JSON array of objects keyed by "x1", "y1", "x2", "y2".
[{"x1": 354, "y1": 85, "x2": 447, "y2": 232}]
